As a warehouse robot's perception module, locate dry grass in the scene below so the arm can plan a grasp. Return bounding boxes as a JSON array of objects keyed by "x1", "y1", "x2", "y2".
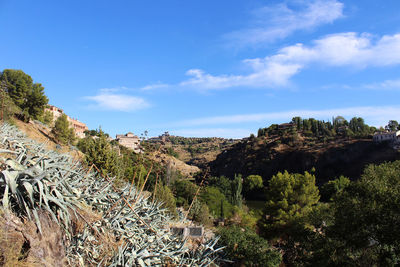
[{"x1": 70, "y1": 205, "x2": 123, "y2": 266}]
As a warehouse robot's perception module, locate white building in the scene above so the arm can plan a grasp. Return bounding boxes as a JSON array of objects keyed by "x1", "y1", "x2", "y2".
[
  {"x1": 373, "y1": 130, "x2": 400, "y2": 143},
  {"x1": 115, "y1": 132, "x2": 142, "y2": 153},
  {"x1": 45, "y1": 105, "x2": 88, "y2": 138}
]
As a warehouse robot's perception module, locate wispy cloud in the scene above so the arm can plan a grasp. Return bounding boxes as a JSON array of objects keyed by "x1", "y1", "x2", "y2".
[
  {"x1": 363, "y1": 79, "x2": 400, "y2": 90},
  {"x1": 180, "y1": 32, "x2": 400, "y2": 90},
  {"x1": 226, "y1": 0, "x2": 344, "y2": 47},
  {"x1": 85, "y1": 92, "x2": 150, "y2": 112},
  {"x1": 140, "y1": 83, "x2": 169, "y2": 91},
  {"x1": 177, "y1": 106, "x2": 400, "y2": 127},
  {"x1": 98, "y1": 87, "x2": 129, "y2": 93},
  {"x1": 172, "y1": 128, "x2": 253, "y2": 139},
  {"x1": 179, "y1": 63, "x2": 300, "y2": 89}
]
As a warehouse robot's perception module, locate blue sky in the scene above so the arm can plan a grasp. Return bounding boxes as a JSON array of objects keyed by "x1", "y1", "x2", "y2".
[{"x1": 1, "y1": 0, "x2": 400, "y2": 138}]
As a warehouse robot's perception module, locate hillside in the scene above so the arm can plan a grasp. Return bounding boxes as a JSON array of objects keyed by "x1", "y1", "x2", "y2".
[
  {"x1": 149, "y1": 136, "x2": 239, "y2": 169},
  {"x1": 13, "y1": 119, "x2": 80, "y2": 154},
  {"x1": 0, "y1": 122, "x2": 222, "y2": 265},
  {"x1": 150, "y1": 150, "x2": 200, "y2": 178},
  {"x1": 208, "y1": 134, "x2": 400, "y2": 185}
]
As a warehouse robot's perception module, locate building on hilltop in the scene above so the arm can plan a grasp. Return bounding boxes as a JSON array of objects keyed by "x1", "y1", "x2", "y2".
[
  {"x1": 115, "y1": 132, "x2": 142, "y2": 153},
  {"x1": 161, "y1": 131, "x2": 170, "y2": 142},
  {"x1": 45, "y1": 105, "x2": 88, "y2": 138},
  {"x1": 147, "y1": 132, "x2": 172, "y2": 143},
  {"x1": 68, "y1": 118, "x2": 88, "y2": 138},
  {"x1": 373, "y1": 130, "x2": 400, "y2": 143},
  {"x1": 46, "y1": 105, "x2": 63, "y2": 121}
]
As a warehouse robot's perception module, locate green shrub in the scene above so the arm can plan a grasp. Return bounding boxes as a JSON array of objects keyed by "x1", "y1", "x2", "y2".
[
  {"x1": 52, "y1": 114, "x2": 75, "y2": 144},
  {"x1": 154, "y1": 184, "x2": 177, "y2": 217},
  {"x1": 189, "y1": 200, "x2": 212, "y2": 226},
  {"x1": 200, "y1": 186, "x2": 233, "y2": 218},
  {"x1": 217, "y1": 226, "x2": 282, "y2": 267}
]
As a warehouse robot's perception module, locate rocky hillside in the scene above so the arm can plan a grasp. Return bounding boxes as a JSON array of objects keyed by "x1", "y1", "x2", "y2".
[
  {"x1": 150, "y1": 151, "x2": 200, "y2": 178},
  {"x1": 208, "y1": 135, "x2": 400, "y2": 185},
  {"x1": 149, "y1": 136, "x2": 239, "y2": 169}
]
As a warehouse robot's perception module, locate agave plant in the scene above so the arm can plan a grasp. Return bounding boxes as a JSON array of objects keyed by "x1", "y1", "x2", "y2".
[{"x1": 0, "y1": 123, "x2": 223, "y2": 266}]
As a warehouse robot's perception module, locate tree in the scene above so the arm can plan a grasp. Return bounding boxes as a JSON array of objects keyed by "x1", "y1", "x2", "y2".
[
  {"x1": 231, "y1": 174, "x2": 243, "y2": 207},
  {"x1": 207, "y1": 176, "x2": 232, "y2": 200},
  {"x1": 41, "y1": 110, "x2": 53, "y2": 125},
  {"x1": 294, "y1": 161, "x2": 400, "y2": 266},
  {"x1": 292, "y1": 116, "x2": 302, "y2": 130},
  {"x1": 189, "y1": 199, "x2": 212, "y2": 226},
  {"x1": 200, "y1": 186, "x2": 233, "y2": 218},
  {"x1": 0, "y1": 69, "x2": 32, "y2": 107},
  {"x1": 52, "y1": 114, "x2": 75, "y2": 144},
  {"x1": 349, "y1": 117, "x2": 366, "y2": 135},
  {"x1": 207, "y1": 175, "x2": 243, "y2": 207},
  {"x1": 261, "y1": 171, "x2": 320, "y2": 238},
  {"x1": 26, "y1": 83, "x2": 48, "y2": 119},
  {"x1": 386, "y1": 120, "x2": 399, "y2": 131},
  {"x1": 172, "y1": 179, "x2": 198, "y2": 208},
  {"x1": 77, "y1": 133, "x2": 120, "y2": 177},
  {"x1": 154, "y1": 184, "x2": 177, "y2": 217},
  {"x1": 333, "y1": 116, "x2": 347, "y2": 127},
  {"x1": 320, "y1": 176, "x2": 351, "y2": 202},
  {"x1": 0, "y1": 82, "x2": 21, "y2": 121},
  {"x1": 243, "y1": 175, "x2": 263, "y2": 196},
  {"x1": 0, "y1": 69, "x2": 48, "y2": 119},
  {"x1": 327, "y1": 161, "x2": 400, "y2": 265},
  {"x1": 217, "y1": 226, "x2": 282, "y2": 267}
]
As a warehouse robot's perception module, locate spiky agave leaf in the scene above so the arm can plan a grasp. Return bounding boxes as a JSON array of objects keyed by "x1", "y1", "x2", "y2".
[{"x1": 0, "y1": 122, "x2": 224, "y2": 266}]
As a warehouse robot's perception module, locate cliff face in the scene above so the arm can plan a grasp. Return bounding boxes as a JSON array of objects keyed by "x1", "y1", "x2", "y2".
[
  {"x1": 151, "y1": 151, "x2": 200, "y2": 178},
  {"x1": 208, "y1": 137, "x2": 400, "y2": 185}
]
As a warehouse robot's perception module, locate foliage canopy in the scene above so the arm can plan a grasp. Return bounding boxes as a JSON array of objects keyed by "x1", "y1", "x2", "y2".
[
  {"x1": 0, "y1": 69, "x2": 48, "y2": 120},
  {"x1": 261, "y1": 171, "x2": 320, "y2": 238}
]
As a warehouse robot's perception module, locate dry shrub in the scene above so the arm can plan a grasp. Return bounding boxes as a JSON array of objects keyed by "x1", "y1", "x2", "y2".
[
  {"x1": 70, "y1": 205, "x2": 123, "y2": 266},
  {"x1": 70, "y1": 204, "x2": 102, "y2": 235}
]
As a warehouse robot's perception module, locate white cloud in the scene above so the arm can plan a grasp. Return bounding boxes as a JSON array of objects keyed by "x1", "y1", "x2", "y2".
[
  {"x1": 85, "y1": 93, "x2": 150, "y2": 112},
  {"x1": 180, "y1": 63, "x2": 301, "y2": 89},
  {"x1": 172, "y1": 128, "x2": 253, "y2": 139},
  {"x1": 140, "y1": 83, "x2": 169, "y2": 91},
  {"x1": 226, "y1": 0, "x2": 344, "y2": 47},
  {"x1": 363, "y1": 79, "x2": 400, "y2": 90},
  {"x1": 273, "y1": 32, "x2": 400, "y2": 67},
  {"x1": 180, "y1": 32, "x2": 400, "y2": 90},
  {"x1": 177, "y1": 106, "x2": 400, "y2": 128},
  {"x1": 98, "y1": 87, "x2": 128, "y2": 93}
]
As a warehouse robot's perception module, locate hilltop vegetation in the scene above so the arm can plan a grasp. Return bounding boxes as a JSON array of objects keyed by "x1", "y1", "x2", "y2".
[
  {"x1": 0, "y1": 69, "x2": 78, "y2": 146},
  {"x1": 209, "y1": 117, "x2": 400, "y2": 187},
  {"x1": 0, "y1": 69, "x2": 48, "y2": 122}
]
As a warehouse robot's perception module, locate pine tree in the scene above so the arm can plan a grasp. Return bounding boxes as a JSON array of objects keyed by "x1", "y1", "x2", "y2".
[
  {"x1": 0, "y1": 69, "x2": 48, "y2": 119},
  {"x1": 231, "y1": 174, "x2": 243, "y2": 207},
  {"x1": 261, "y1": 171, "x2": 320, "y2": 238},
  {"x1": 78, "y1": 133, "x2": 120, "y2": 178},
  {"x1": 52, "y1": 114, "x2": 75, "y2": 144},
  {"x1": 42, "y1": 110, "x2": 53, "y2": 125},
  {"x1": 26, "y1": 83, "x2": 48, "y2": 119}
]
